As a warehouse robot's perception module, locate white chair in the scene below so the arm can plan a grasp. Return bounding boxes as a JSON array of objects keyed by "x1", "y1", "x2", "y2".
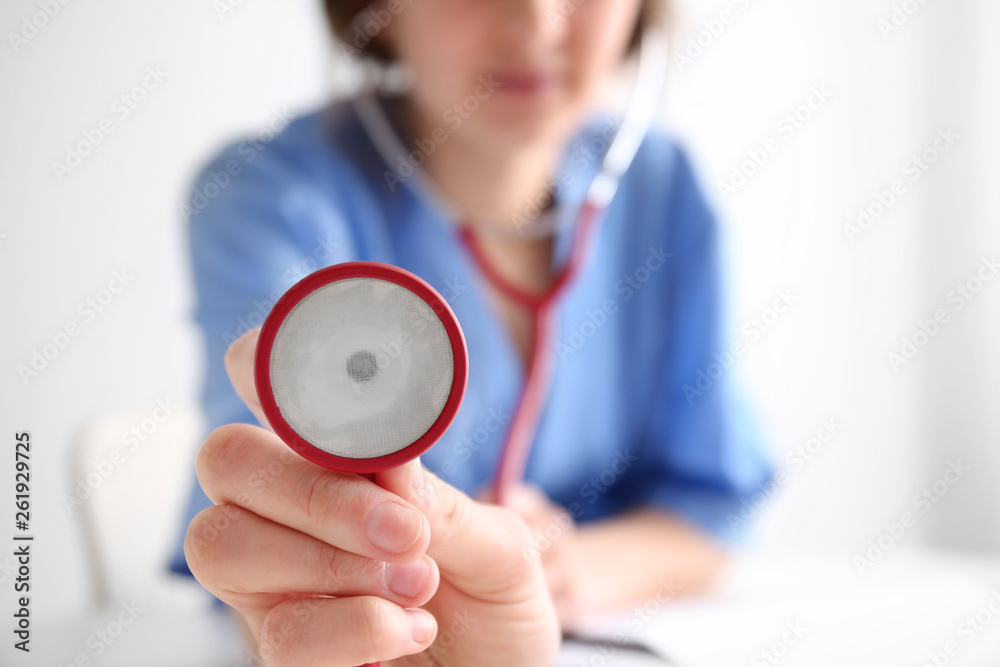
[
  {"x1": 72, "y1": 408, "x2": 209, "y2": 608},
  {"x1": 50, "y1": 409, "x2": 249, "y2": 667}
]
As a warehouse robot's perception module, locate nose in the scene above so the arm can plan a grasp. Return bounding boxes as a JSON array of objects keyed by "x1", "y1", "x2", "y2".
[{"x1": 498, "y1": 0, "x2": 568, "y2": 49}]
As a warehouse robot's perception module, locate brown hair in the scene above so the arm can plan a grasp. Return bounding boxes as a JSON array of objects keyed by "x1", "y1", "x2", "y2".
[{"x1": 325, "y1": 0, "x2": 672, "y2": 64}]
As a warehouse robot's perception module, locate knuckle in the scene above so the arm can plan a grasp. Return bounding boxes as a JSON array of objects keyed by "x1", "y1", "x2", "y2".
[
  {"x1": 295, "y1": 470, "x2": 345, "y2": 528},
  {"x1": 314, "y1": 543, "x2": 347, "y2": 591},
  {"x1": 314, "y1": 542, "x2": 375, "y2": 592},
  {"x1": 355, "y1": 596, "x2": 395, "y2": 648},
  {"x1": 184, "y1": 504, "x2": 245, "y2": 583},
  {"x1": 437, "y1": 483, "x2": 468, "y2": 532},
  {"x1": 259, "y1": 604, "x2": 294, "y2": 667},
  {"x1": 195, "y1": 423, "x2": 258, "y2": 491},
  {"x1": 355, "y1": 555, "x2": 388, "y2": 590},
  {"x1": 490, "y1": 508, "x2": 539, "y2": 580},
  {"x1": 260, "y1": 598, "x2": 329, "y2": 665}
]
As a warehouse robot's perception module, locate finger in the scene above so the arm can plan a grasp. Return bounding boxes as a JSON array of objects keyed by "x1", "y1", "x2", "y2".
[
  {"x1": 375, "y1": 458, "x2": 544, "y2": 603},
  {"x1": 184, "y1": 504, "x2": 439, "y2": 611},
  {"x1": 195, "y1": 423, "x2": 430, "y2": 565},
  {"x1": 224, "y1": 327, "x2": 271, "y2": 428},
  {"x1": 507, "y1": 485, "x2": 575, "y2": 540},
  {"x1": 477, "y1": 482, "x2": 548, "y2": 509},
  {"x1": 259, "y1": 596, "x2": 436, "y2": 667},
  {"x1": 554, "y1": 592, "x2": 579, "y2": 629},
  {"x1": 506, "y1": 483, "x2": 550, "y2": 518},
  {"x1": 535, "y1": 552, "x2": 577, "y2": 628},
  {"x1": 542, "y1": 556, "x2": 569, "y2": 591}
]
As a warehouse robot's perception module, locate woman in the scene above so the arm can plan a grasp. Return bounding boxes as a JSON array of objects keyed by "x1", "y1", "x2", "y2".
[{"x1": 170, "y1": 1, "x2": 774, "y2": 664}]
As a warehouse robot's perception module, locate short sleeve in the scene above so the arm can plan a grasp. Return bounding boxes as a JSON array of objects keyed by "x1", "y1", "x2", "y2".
[
  {"x1": 619, "y1": 146, "x2": 774, "y2": 548},
  {"x1": 167, "y1": 140, "x2": 357, "y2": 578}
]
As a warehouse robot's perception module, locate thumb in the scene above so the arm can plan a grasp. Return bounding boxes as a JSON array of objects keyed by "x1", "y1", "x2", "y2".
[
  {"x1": 375, "y1": 458, "x2": 543, "y2": 603},
  {"x1": 224, "y1": 327, "x2": 272, "y2": 430}
]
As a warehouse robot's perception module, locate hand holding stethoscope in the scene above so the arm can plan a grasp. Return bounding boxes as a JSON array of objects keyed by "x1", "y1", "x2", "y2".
[{"x1": 187, "y1": 326, "x2": 561, "y2": 666}]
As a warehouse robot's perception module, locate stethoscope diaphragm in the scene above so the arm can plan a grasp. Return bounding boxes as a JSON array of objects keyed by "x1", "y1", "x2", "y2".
[{"x1": 255, "y1": 261, "x2": 468, "y2": 473}]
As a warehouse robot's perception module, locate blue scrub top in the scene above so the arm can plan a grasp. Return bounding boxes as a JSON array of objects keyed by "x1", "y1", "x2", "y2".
[{"x1": 168, "y1": 94, "x2": 774, "y2": 579}]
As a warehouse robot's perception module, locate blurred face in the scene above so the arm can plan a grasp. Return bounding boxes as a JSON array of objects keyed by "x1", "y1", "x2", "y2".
[{"x1": 382, "y1": 0, "x2": 643, "y2": 149}]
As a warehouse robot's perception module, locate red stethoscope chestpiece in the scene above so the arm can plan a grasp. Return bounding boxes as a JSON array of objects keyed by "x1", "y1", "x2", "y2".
[{"x1": 254, "y1": 261, "x2": 468, "y2": 474}]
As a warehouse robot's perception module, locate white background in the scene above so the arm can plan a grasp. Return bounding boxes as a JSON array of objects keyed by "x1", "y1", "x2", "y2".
[{"x1": 0, "y1": 0, "x2": 998, "y2": 643}]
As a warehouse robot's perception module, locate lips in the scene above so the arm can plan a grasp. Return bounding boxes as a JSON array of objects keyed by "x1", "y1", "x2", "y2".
[{"x1": 490, "y1": 70, "x2": 560, "y2": 96}]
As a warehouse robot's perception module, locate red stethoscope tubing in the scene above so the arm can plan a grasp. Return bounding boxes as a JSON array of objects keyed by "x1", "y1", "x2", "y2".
[{"x1": 458, "y1": 201, "x2": 604, "y2": 506}]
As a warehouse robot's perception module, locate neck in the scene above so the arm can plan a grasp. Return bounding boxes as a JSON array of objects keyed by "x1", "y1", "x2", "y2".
[{"x1": 402, "y1": 100, "x2": 566, "y2": 229}]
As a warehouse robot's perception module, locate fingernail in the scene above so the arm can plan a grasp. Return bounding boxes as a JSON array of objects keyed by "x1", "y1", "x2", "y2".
[
  {"x1": 386, "y1": 557, "x2": 431, "y2": 598},
  {"x1": 366, "y1": 502, "x2": 422, "y2": 554},
  {"x1": 406, "y1": 609, "x2": 435, "y2": 644}
]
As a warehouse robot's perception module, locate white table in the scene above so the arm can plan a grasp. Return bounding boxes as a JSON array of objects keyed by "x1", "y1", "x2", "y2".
[
  {"x1": 11, "y1": 548, "x2": 1000, "y2": 667},
  {"x1": 567, "y1": 548, "x2": 1000, "y2": 666}
]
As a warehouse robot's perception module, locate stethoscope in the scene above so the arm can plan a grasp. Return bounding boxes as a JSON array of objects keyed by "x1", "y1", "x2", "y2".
[{"x1": 255, "y1": 28, "x2": 669, "y2": 503}]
